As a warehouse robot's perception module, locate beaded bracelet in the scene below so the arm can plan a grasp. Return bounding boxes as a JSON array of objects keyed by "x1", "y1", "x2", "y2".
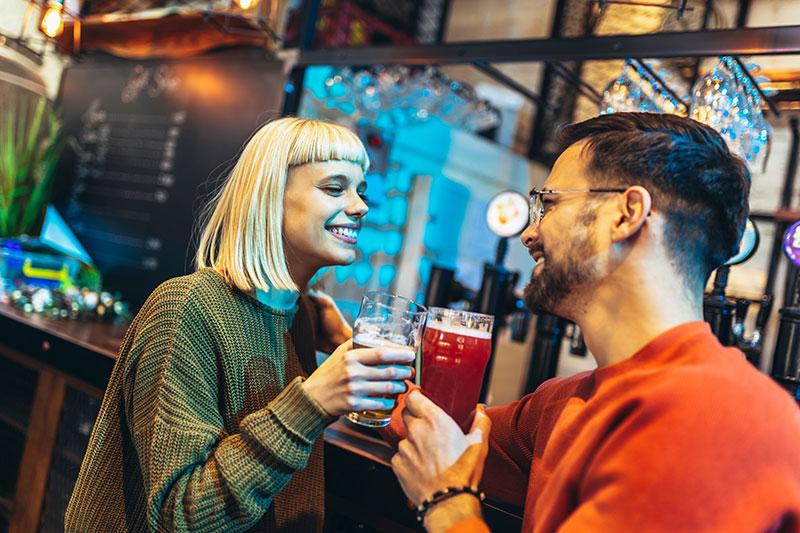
[{"x1": 415, "y1": 486, "x2": 486, "y2": 523}]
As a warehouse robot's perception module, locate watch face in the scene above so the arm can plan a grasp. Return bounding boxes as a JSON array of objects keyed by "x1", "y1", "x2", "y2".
[
  {"x1": 486, "y1": 191, "x2": 529, "y2": 238},
  {"x1": 726, "y1": 218, "x2": 760, "y2": 266},
  {"x1": 783, "y1": 219, "x2": 800, "y2": 268}
]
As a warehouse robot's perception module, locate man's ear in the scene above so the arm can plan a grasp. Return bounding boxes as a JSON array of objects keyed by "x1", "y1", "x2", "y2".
[{"x1": 612, "y1": 186, "x2": 652, "y2": 243}]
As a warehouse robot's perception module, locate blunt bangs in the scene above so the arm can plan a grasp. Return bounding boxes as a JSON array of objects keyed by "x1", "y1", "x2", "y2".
[{"x1": 286, "y1": 119, "x2": 370, "y2": 173}]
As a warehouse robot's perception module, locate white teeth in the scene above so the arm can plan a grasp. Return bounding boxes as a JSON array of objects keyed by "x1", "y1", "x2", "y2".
[{"x1": 328, "y1": 226, "x2": 357, "y2": 239}]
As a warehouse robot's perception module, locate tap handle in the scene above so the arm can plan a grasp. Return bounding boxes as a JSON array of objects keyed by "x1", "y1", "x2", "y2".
[
  {"x1": 756, "y1": 293, "x2": 774, "y2": 330},
  {"x1": 735, "y1": 299, "x2": 750, "y2": 323}
]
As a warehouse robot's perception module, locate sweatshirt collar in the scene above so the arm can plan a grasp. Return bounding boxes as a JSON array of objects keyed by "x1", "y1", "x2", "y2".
[{"x1": 593, "y1": 321, "x2": 713, "y2": 380}]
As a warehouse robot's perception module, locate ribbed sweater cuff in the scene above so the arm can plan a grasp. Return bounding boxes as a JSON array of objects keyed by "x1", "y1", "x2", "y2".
[{"x1": 269, "y1": 376, "x2": 337, "y2": 442}]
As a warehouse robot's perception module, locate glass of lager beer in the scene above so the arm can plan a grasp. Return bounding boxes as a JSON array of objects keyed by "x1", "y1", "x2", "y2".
[{"x1": 345, "y1": 292, "x2": 427, "y2": 427}]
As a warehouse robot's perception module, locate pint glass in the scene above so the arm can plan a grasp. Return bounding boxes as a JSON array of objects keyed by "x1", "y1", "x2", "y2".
[
  {"x1": 345, "y1": 292, "x2": 427, "y2": 427},
  {"x1": 421, "y1": 307, "x2": 494, "y2": 431}
]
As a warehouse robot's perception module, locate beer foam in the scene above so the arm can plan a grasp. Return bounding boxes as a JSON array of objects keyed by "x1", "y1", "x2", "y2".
[
  {"x1": 425, "y1": 324, "x2": 493, "y2": 339},
  {"x1": 353, "y1": 333, "x2": 415, "y2": 351}
]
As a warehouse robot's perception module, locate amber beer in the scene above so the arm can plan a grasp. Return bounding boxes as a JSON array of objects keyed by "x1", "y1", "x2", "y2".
[
  {"x1": 352, "y1": 333, "x2": 416, "y2": 422},
  {"x1": 345, "y1": 292, "x2": 426, "y2": 428}
]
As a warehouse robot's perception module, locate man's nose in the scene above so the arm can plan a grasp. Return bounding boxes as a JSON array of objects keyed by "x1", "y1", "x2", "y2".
[{"x1": 521, "y1": 223, "x2": 540, "y2": 249}]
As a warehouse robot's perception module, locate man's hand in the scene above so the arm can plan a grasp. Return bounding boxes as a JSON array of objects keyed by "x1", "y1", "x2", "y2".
[
  {"x1": 391, "y1": 389, "x2": 491, "y2": 506},
  {"x1": 308, "y1": 290, "x2": 352, "y2": 353}
]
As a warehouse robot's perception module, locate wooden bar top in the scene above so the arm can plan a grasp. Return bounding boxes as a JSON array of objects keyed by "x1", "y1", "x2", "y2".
[
  {"x1": 0, "y1": 302, "x2": 393, "y2": 462},
  {"x1": 0, "y1": 302, "x2": 523, "y2": 528},
  {"x1": 0, "y1": 303, "x2": 128, "y2": 361}
]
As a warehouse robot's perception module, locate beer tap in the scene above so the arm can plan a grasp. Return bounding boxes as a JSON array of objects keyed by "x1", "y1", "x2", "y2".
[
  {"x1": 770, "y1": 220, "x2": 800, "y2": 403},
  {"x1": 424, "y1": 265, "x2": 474, "y2": 309},
  {"x1": 523, "y1": 313, "x2": 568, "y2": 393},
  {"x1": 568, "y1": 322, "x2": 587, "y2": 356},
  {"x1": 732, "y1": 298, "x2": 750, "y2": 344},
  {"x1": 704, "y1": 265, "x2": 737, "y2": 346},
  {"x1": 738, "y1": 293, "x2": 773, "y2": 368}
]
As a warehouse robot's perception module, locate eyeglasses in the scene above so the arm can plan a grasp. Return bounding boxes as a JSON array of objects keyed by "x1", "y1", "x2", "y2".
[{"x1": 529, "y1": 188, "x2": 628, "y2": 227}]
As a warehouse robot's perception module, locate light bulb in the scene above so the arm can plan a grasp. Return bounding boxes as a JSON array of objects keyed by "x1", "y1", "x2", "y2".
[
  {"x1": 235, "y1": 0, "x2": 254, "y2": 9},
  {"x1": 40, "y1": 5, "x2": 63, "y2": 38}
]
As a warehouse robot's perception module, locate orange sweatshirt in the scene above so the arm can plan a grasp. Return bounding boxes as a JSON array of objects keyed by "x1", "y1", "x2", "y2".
[{"x1": 442, "y1": 322, "x2": 800, "y2": 532}]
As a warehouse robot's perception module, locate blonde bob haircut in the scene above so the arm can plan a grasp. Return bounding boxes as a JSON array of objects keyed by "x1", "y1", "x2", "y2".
[{"x1": 195, "y1": 117, "x2": 370, "y2": 293}]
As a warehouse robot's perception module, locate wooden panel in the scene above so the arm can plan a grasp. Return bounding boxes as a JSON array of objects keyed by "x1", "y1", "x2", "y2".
[{"x1": 8, "y1": 371, "x2": 66, "y2": 533}]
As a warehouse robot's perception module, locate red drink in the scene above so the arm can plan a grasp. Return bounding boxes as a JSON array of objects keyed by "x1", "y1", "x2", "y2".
[{"x1": 421, "y1": 324, "x2": 492, "y2": 431}]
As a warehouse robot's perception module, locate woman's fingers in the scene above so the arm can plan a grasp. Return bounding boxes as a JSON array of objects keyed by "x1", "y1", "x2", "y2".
[
  {"x1": 348, "y1": 377, "x2": 408, "y2": 396},
  {"x1": 361, "y1": 364, "x2": 414, "y2": 381},
  {"x1": 302, "y1": 340, "x2": 416, "y2": 416},
  {"x1": 350, "y1": 346, "x2": 415, "y2": 366}
]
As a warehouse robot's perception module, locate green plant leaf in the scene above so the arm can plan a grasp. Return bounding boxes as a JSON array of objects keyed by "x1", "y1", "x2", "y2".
[{"x1": 0, "y1": 97, "x2": 69, "y2": 237}]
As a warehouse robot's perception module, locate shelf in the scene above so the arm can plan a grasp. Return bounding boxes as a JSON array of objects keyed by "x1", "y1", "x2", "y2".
[
  {"x1": 58, "y1": 9, "x2": 279, "y2": 58},
  {"x1": 775, "y1": 209, "x2": 800, "y2": 223}
]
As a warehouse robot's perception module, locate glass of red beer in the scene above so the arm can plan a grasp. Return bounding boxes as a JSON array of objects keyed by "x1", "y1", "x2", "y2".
[
  {"x1": 345, "y1": 292, "x2": 427, "y2": 428},
  {"x1": 421, "y1": 307, "x2": 494, "y2": 431}
]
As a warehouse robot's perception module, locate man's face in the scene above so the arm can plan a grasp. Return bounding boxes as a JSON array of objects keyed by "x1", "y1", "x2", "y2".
[{"x1": 521, "y1": 142, "x2": 604, "y2": 316}]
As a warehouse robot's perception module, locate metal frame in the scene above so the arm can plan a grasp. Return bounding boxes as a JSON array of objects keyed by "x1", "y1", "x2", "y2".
[
  {"x1": 472, "y1": 62, "x2": 545, "y2": 106},
  {"x1": 596, "y1": 0, "x2": 693, "y2": 20},
  {"x1": 295, "y1": 26, "x2": 800, "y2": 66},
  {"x1": 548, "y1": 61, "x2": 602, "y2": 104}
]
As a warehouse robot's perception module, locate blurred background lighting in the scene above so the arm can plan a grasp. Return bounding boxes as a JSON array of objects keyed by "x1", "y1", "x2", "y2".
[
  {"x1": 234, "y1": 0, "x2": 256, "y2": 10},
  {"x1": 40, "y1": 3, "x2": 63, "y2": 38}
]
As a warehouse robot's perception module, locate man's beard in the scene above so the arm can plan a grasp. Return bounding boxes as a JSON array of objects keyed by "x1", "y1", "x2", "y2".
[{"x1": 523, "y1": 220, "x2": 598, "y2": 316}]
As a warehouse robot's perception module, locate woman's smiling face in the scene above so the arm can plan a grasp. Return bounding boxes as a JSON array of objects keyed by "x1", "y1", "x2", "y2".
[{"x1": 282, "y1": 159, "x2": 368, "y2": 285}]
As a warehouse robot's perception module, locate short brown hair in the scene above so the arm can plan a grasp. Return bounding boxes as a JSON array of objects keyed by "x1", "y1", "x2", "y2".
[{"x1": 558, "y1": 112, "x2": 750, "y2": 287}]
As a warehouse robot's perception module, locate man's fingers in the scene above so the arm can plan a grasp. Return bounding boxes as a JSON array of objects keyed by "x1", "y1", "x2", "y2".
[
  {"x1": 403, "y1": 388, "x2": 443, "y2": 418},
  {"x1": 465, "y1": 404, "x2": 492, "y2": 446}
]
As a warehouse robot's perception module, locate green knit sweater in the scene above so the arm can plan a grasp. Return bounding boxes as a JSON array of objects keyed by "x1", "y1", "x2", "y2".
[{"x1": 65, "y1": 268, "x2": 336, "y2": 532}]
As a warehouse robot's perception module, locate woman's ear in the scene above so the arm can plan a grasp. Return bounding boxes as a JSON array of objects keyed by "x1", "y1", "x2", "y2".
[{"x1": 612, "y1": 186, "x2": 652, "y2": 243}]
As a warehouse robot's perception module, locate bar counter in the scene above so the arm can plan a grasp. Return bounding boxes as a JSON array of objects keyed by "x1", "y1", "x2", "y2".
[{"x1": 0, "y1": 303, "x2": 522, "y2": 532}]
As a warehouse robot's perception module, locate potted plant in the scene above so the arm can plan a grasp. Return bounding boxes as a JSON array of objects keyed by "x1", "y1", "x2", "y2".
[{"x1": 1, "y1": 97, "x2": 68, "y2": 238}]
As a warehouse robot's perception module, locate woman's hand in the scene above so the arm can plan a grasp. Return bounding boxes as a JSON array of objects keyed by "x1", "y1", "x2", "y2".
[
  {"x1": 308, "y1": 290, "x2": 353, "y2": 354},
  {"x1": 302, "y1": 339, "x2": 415, "y2": 416},
  {"x1": 391, "y1": 390, "x2": 491, "y2": 506}
]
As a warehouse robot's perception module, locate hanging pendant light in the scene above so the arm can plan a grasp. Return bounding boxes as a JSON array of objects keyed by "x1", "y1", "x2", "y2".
[{"x1": 39, "y1": 0, "x2": 64, "y2": 39}]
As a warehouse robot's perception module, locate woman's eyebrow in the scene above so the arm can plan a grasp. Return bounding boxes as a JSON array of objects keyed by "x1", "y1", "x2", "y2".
[
  {"x1": 320, "y1": 174, "x2": 347, "y2": 182},
  {"x1": 321, "y1": 174, "x2": 367, "y2": 189}
]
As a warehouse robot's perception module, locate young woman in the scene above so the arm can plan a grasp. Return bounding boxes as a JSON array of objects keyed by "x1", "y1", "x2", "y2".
[{"x1": 66, "y1": 118, "x2": 413, "y2": 532}]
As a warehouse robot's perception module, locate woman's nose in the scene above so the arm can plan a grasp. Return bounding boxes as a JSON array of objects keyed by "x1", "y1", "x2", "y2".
[{"x1": 346, "y1": 192, "x2": 369, "y2": 219}]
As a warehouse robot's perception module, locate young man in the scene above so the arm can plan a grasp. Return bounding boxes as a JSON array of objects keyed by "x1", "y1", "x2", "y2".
[{"x1": 390, "y1": 112, "x2": 800, "y2": 532}]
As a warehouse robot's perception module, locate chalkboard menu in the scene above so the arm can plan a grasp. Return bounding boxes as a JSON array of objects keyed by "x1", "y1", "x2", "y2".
[{"x1": 53, "y1": 48, "x2": 286, "y2": 308}]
